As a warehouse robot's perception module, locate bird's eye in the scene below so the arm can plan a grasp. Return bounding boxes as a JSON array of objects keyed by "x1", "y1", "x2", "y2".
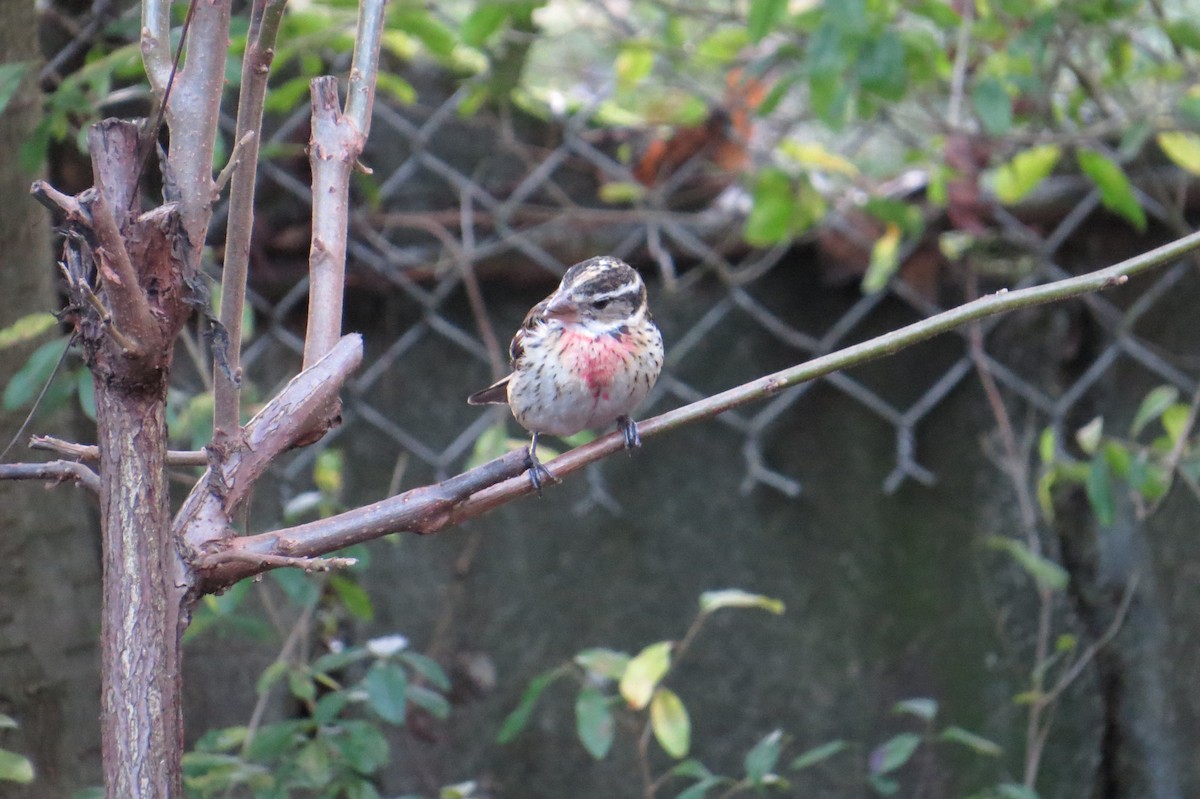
[{"x1": 592, "y1": 299, "x2": 611, "y2": 310}]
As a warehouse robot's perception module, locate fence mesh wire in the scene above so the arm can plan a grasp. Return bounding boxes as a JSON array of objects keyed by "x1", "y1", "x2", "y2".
[
  {"x1": 33, "y1": 2, "x2": 1200, "y2": 511},
  {"x1": 204, "y1": 63, "x2": 1199, "y2": 511}
]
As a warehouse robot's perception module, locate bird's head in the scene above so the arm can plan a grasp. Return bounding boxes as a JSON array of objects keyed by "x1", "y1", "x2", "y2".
[{"x1": 542, "y1": 256, "x2": 648, "y2": 330}]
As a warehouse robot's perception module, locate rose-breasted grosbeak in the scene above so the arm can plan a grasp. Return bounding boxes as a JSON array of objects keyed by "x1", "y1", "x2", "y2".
[{"x1": 468, "y1": 256, "x2": 665, "y2": 493}]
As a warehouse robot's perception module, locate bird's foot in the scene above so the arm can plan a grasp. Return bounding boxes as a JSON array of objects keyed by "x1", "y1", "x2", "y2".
[
  {"x1": 525, "y1": 434, "x2": 560, "y2": 497},
  {"x1": 616, "y1": 415, "x2": 641, "y2": 454}
]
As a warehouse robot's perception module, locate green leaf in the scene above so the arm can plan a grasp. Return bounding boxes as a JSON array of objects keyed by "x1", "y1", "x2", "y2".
[
  {"x1": 3, "y1": 337, "x2": 69, "y2": 410},
  {"x1": 972, "y1": 77, "x2": 1012, "y2": 135},
  {"x1": 0, "y1": 749, "x2": 33, "y2": 783},
  {"x1": 0, "y1": 63, "x2": 29, "y2": 117},
  {"x1": 244, "y1": 719, "x2": 308, "y2": 761},
  {"x1": 698, "y1": 589, "x2": 785, "y2": 615},
  {"x1": 1157, "y1": 131, "x2": 1200, "y2": 176},
  {"x1": 391, "y1": 9, "x2": 457, "y2": 57},
  {"x1": 574, "y1": 686, "x2": 615, "y2": 759},
  {"x1": 400, "y1": 652, "x2": 452, "y2": 691},
  {"x1": 467, "y1": 422, "x2": 510, "y2": 468},
  {"x1": 1165, "y1": 20, "x2": 1200, "y2": 51},
  {"x1": 938, "y1": 726, "x2": 1002, "y2": 756},
  {"x1": 574, "y1": 648, "x2": 631, "y2": 681},
  {"x1": 615, "y1": 42, "x2": 655, "y2": 91},
  {"x1": 696, "y1": 28, "x2": 750, "y2": 65},
  {"x1": 669, "y1": 759, "x2": 713, "y2": 780},
  {"x1": 1131, "y1": 386, "x2": 1180, "y2": 437},
  {"x1": 862, "y1": 222, "x2": 902, "y2": 294},
  {"x1": 313, "y1": 691, "x2": 350, "y2": 725},
  {"x1": 790, "y1": 739, "x2": 849, "y2": 770},
  {"x1": 461, "y1": 3, "x2": 510, "y2": 47},
  {"x1": 869, "y1": 732, "x2": 921, "y2": 775},
  {"x1": 376, "y1": 72, "x2": 417, "y2": 105},
  {"x1": 288, "y1": 668, "x2": 316, "y2": 702},
  {"x1": 619, "y1": 641, "x2": 672, "y2": 710},
  {"x1": 256, "y1": 660, "x2": 288, "y2": 695},
  {"x1": 497, "y1": 669, "x2": 563, "y2": 743},
  {"x1": 893, "y1": 697, "x2": 937, "y2": 721},
  {"x1": 994, "y1": 145, "x2": 1061, "y2": 204},
  {"x1": 598, "y1": 181, "x2": 647, "y2": 204},
  {"x1": 1075, "y1": 416, "x2": 1103, "y2": 456},
  {"x1": 1038, "y1": 427, "x2": 1056, "y2": 465},
  {"x1": 986, "y1": 536, "x2": 1068, "y2": 591},
  {"x1": 993, "y1": 783, "x2": 1040, "y2": 799},
  {"x1": 75, "y1": 368, "x2": 96, "y2": 420},
  {"x1": 0, "y1": 313, "x2": 56, "y2": 349},
  {"x1": 365, "y1": 662, "x2": 409, "y2": 724},
  {"x1": 313, "y1": 646, "x2": 368, "y2": 675},
  {"x1": 869, "y1": 773, "x2": 899, "y2": 795},
  {"x1": 676, "y1": 777, "x2": 723, "y2": 799},
  {"x1": 330, "y1": 574, "x2": 373, "y2": 621},
  {"x1": 778, "y1": 140, "x2": 858, "y2": 176},
  {"x1": 745, "y1": 168, "x2": 798, "y2": 246},
  {"x1": 333, "y1": 720, "x2": 389, "y2": 775},
  {"x1": 407, "y1": 684, "x2": 451, "y2": 720},
  {"x1": 650, "y1": 687, "x2": 691, "y2": 758},
  {"x1": 0, "y1": 715, "x2": 16, "y2": 729},
  {"x1": 748, "y1": 0, "x2": 788, "y2": 43},
  {"x1": 1077, "y1": 149, "x2": 1146, "y2": 231},
  {"x1": 744, "y1": 729, "x2": 783, "y2": 784},
  {"x1": 857, "y1": 32, "x2": 907, "y2": 101},
  {"x1": 268, "y1": 568, "x2": 320, "y2": 607},
  {"x1": 1162, "y1": 403, "x2": 1191, "y2": 444},
  {"x1": 1086, "y1": 454, "x2": 1116, "y2": 526}
]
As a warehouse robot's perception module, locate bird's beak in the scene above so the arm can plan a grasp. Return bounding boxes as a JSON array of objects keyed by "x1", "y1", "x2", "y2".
[{"x1": 542, "y1": 292, "x2": 580, "y2": 322}]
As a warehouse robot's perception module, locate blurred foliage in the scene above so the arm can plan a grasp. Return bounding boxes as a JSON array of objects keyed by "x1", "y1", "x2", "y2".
[
  {"x1": 0, "y1": 714, "x2": 35, "y2": 785},
  {"x1": 496, "y1": 590, "x2": 1018, "y2": 798}
]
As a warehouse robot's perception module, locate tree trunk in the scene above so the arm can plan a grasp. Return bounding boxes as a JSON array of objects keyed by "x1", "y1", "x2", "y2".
[{"x1": 96, "y1": 375, "x2": 188, "y2": 797}]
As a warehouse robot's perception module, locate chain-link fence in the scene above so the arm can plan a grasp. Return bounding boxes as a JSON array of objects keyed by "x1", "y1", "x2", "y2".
[{"x1": 194, "y1": 62, "x2": 1198, "y2": 511}]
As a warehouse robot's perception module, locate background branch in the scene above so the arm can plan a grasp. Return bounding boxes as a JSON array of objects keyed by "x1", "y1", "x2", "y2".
[{"x1": 213, "y1": 0, "x2": 290, "y2": 440}]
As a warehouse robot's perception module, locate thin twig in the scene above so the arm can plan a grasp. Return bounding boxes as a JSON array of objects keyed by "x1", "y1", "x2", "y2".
[
  {"x1": 31, "y1": 435, "x2": 209, "y2": 466},
  {"x1": 1040, "y1": 572, "x2": 1139, "y2": 706},
  {"x1": 0, "y1": 460, "x2": 100, "y2": 493},
  {"x1": 206, "y1": 549, "x2": 357, "y2": 572},
  {"x1": 214, "y1": 0, "x2": 290, "y2": 441}
]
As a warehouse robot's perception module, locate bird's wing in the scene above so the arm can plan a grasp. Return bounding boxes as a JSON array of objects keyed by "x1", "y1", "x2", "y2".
[{"x1": 466, "y1": 291, "x2": 553, "y2": 406}]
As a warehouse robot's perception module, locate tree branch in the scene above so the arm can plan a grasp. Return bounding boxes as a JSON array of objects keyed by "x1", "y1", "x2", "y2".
[
  {"x1": 302, "y1": 0, "x2": 385, "y2": 368},
  {"x1": 176, "y1": 334, "x2": 364, "y2": 556},
  {"x1": 191, "y1": 231, "x2": 1200, "y2": 591},
  {"x1": 30, "y1": 435, "x2": 208, "y2": 466},
  {"x1": 140, "y1": 0, "x2": 172, "y2": 95},
  {"x1": 343, "y1": 0, "x2": 385, "y2": 139},
  {"x1": 0, "y1": 460, "x2": 100, "y2": 493},
  {"x1": 162, "y1": 0, "x2": 231, "y2": 270},
  {"x1": 213, "y1": 0, "x2": 290, "y2": 441}
]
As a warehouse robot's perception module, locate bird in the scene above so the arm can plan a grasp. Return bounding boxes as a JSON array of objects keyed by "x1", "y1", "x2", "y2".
[{"x1": 468, "y1": 256, "x2": 665, "y2": 494}]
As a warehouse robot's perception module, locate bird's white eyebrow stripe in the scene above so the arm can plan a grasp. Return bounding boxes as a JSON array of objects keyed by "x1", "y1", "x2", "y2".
[{"x1": 581, "y1": 281, "x2": 642, "y2": 302}]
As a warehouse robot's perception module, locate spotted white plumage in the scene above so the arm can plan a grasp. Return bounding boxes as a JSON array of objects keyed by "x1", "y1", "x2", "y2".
[{"x1": 468, "y1": 256, "x2": 665, "y2": 491}]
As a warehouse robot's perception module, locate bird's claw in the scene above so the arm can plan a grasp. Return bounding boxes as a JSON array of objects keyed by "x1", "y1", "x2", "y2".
[
  {"x1": 617, "y1": 415, "x2": 641, "y2": 453},
  {"x1": 525, "y1": 434, "x2": 560, "y2": 497}
]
